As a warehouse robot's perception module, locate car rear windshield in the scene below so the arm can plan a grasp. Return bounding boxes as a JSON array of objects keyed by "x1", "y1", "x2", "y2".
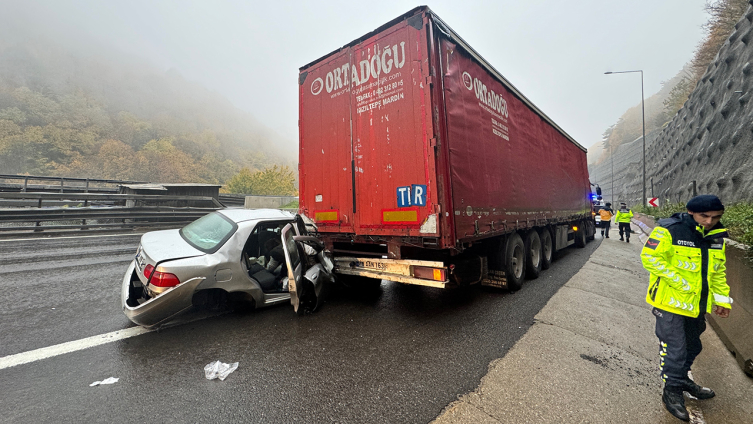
[{"x1": 180, "y1": 212, "x2": 237, "y2": 253}]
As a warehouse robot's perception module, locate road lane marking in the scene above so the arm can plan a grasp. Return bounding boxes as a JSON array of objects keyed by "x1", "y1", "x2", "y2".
[{"x1": 0, "y1": 326, "x2": 152, "y2": 370}]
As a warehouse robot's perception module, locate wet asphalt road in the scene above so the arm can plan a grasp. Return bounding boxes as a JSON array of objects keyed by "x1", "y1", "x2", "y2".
[{"x1": 0, "y1": 234, "x2": 599, "y2": 423}]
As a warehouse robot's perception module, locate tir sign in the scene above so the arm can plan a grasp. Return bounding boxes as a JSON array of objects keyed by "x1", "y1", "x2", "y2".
[{"x1": 397, "y1": 185, "x2": 427, "y2": 208}]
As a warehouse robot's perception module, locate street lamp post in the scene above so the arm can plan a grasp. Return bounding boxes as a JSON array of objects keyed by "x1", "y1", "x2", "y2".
[
  {"x1": 605, "y1": 70, "x2": 646, "y2": 208},
  {"x1": 611, "y1": 142, "x2": 614, "y2": 205}
]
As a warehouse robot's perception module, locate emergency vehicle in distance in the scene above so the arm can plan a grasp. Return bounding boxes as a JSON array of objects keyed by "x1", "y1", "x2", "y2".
[{"x1": 298, "y1": 6, "x2": 596, "y2": 291}]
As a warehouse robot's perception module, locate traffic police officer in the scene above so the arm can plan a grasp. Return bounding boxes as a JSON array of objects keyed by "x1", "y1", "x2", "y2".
[
  {"x1": 615, "y1": 202, "x2": 634, "y2": 242},
  {"x1": 599, "y1": 202, "x2": 614, "y2": 238},
  {"x1": 641, "y1": 194, "x2": 732, "y2": 421}
]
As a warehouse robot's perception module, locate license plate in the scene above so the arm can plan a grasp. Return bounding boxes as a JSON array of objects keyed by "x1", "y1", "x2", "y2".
[{"x1": 135, "y1": 246, "x2": 145, "y2": 272}]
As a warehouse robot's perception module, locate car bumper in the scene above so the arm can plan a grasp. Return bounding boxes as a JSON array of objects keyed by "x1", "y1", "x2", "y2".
[{"x1": 121, "y1": 260, "x2": 206, "y2": 328}]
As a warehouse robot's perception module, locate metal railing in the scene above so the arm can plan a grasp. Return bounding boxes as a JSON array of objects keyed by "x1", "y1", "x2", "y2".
[
  {"x1": 0, "y1": 175, "x2": 294, "y2": 237},
  {"x1": 0, "y1": 192, "x2": 225, "y2": 238},
  {"x1": 0, "y1": 174, "x2": 246, "y2": 206},
  {"x1": 0, "y1": 174, "x2": 146, "y2": 193}
]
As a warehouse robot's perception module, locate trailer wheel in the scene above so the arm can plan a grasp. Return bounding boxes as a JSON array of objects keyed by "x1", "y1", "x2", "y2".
[
  {"x1": 505, "y1": 233, "x2": 525, "y2": 291},
  {"x1": 575, "y1": 221, "x2": 587, "y2": 248},
  {"x1": 539, "y1": 228, "x2": 553, "y2": 270},
  {"x1": 524, "y1": 230, "x2": 542, "y2": 279}
]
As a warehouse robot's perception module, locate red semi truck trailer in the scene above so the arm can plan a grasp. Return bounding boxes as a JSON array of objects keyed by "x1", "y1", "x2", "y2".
[{"x1": 298, "y1": 6, "x2": 595, "y2": 290}]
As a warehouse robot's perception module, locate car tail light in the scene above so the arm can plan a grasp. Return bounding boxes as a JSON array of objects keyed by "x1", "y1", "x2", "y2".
[
  {"x1": 150, "y1": 271, "x2": 181, "y2": 288},
  {"x1": 412, "y1": 266, "x2": 447, "y2": 282},
  {"x1": 144, "y1": 264, "x2": 180, "y2": 288}
]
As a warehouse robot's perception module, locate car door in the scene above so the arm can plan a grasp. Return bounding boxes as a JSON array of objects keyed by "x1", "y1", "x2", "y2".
[{"x1": 280, "y1": 224, "x2": 305, "y2": 314}]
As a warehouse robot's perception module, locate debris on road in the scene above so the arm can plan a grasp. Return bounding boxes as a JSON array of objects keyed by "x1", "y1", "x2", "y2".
[
  {"x1": 204, "y1": 360, "x2": 238, "y2": 381},
  {"x1": 89, "y1": 377, "x2": 119, "y2": 387}
]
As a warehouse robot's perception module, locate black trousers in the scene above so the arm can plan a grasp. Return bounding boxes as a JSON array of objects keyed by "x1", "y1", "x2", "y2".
[
  {"x1": 618, "y1": 222, "x2": 631, "y2": 239},
  {"x1": 653, "y1": 307, "x2": 706, "y2": 388},
  {"x1": 600, "y1": 220, "x2": 611, "y2": 237}
]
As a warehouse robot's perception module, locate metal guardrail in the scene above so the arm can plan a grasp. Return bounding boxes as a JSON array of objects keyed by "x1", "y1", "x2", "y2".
[
  {"x1": 0, "y1": 192, "x2": 225, "y2": 238},
  {"x1": 0, "y1": 174, "x2": 146, "y2": 193},
  {"x1": 0, "y1": 192, "x2": 224, "y2": 208},
  {"x1": 0, "y1": 176, "x2": 286, "y2": 237},
  {"x1": 0, "y1": 174, "x2": 247, "y2": 206}
]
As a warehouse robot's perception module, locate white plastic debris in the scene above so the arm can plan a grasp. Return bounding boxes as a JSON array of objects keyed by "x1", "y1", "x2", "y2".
[
  {"x1": 204, "y1": 360, "x2": 239, "y2": 381},
  {"x1": 90, "y1": 377, "x2": 119, "y2": 387}
]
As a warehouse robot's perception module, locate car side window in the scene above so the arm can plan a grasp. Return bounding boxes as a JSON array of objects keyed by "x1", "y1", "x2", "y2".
[{"x1": 242, "y1": 221, "x2": 290, "y2": 269}]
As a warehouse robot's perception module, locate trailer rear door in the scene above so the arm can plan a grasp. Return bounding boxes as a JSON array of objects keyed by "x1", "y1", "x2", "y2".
[
  {"x1": 300, "y1": 15, "x2": 438, "y2": 237},
  {"x1": 299, "y1": 49, "x2": 355, "y2": 233}
]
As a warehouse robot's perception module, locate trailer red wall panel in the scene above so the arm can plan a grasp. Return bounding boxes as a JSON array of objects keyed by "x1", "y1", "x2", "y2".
[
  {"x1": 439, "y1": 38, "x2": 590, "y2": 241},
  {"x1": 299, "y1": 7, "x2": 590, "y2": 249}
]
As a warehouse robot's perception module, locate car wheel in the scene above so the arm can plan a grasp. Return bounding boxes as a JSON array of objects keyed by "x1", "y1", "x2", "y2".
[{"x1": 524, "y1": 230, "x2": 542, "y2": 279}]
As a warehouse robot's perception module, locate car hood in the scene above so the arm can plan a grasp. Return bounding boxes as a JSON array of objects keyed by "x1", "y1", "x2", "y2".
[{"x1": 140, "y1": 229, "x2": 205, "y2": 263}]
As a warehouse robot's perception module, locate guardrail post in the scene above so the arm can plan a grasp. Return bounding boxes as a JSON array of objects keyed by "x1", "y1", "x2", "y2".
[
  {"x1": 23, "y1": 177, "x2": 28, "y2": 192},
  {"x1": 60, "y1": 178, "x2": 64, "y2": 193}
]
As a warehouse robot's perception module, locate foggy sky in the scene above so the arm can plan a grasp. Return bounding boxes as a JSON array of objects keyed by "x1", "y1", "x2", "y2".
[{"x1": 3, "y1": 0, "x2": 708, "y2": 157}]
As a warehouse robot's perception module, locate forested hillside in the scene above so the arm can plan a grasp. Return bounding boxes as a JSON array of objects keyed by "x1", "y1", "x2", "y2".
[{"x1": 0, "y1": 36, "x2": 296, "y2": 188}]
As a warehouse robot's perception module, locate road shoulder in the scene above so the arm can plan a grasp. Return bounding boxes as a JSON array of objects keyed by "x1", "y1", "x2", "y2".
[{"x1": 432, "y1": 225, "x2": 752, "y2": 423}]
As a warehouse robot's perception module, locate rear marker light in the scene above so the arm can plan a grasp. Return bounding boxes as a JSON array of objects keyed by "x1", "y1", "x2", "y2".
[
  {"x1": 314, "y1": 210, "x2": 339, "y2": 223},
  {"x1": 382, "y1": 208, "x2": 419, "y2": 224},
  {"x1": 412, "y1": 266, "x2": 447, "y2": 282},
  {"x1": 573, "y1": 226, "x2": 579, "y2": 231}
]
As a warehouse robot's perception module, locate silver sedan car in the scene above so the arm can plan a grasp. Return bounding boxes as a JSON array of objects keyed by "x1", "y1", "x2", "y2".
[{"x1": 122, "y1": 209, "x2": 333, "y2": 328}]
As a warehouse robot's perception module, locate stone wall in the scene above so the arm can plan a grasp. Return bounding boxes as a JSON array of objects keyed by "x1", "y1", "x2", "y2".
[{"x1": 591, "y1": 2, "x2": 753, "y2": 208}]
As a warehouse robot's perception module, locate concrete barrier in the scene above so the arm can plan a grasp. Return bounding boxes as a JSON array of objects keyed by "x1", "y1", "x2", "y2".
[
  {"x1": 243, "y1": 195, "x2": 297, "y2": 209},
  {"x1": 713, "y1": 240, "x2": 753, "y2": 377},
  {"x1": 633, "y1": 213, "x2": 753, "y2": 377}
]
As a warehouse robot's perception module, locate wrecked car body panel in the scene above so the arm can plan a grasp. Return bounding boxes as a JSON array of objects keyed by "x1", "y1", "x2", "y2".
[{"x1": 121, "y1": 209, "x2": 335, "y2": 328}]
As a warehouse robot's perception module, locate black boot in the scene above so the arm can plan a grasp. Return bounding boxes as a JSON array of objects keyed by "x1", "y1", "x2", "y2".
[
  {"x1": 619, "y1": 237, "x2": 624, "y2": 241},
  {"x1": 626, "y1": 238, "x2": 630, "y2": 243},
  {"x1": 683, "y1": 378, "x2": 715, "y2": 399},
  {"x1": 662, "y1": 386, "x2": 689, "y2": 421}
]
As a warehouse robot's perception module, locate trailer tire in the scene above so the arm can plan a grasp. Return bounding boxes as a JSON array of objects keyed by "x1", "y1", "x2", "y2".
[
  {"x1": 505, "y1": 233, "x2": 525, "y2": 291},
  {"x1": 524, "y1": 230, "x2": 542, "y2": 279},
  {"x1": 539, "y1": 228, "x2": 553, "y2": 270},
  {"x1": 575, "y1": 221, "x2": 587, "y2": 248}
]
